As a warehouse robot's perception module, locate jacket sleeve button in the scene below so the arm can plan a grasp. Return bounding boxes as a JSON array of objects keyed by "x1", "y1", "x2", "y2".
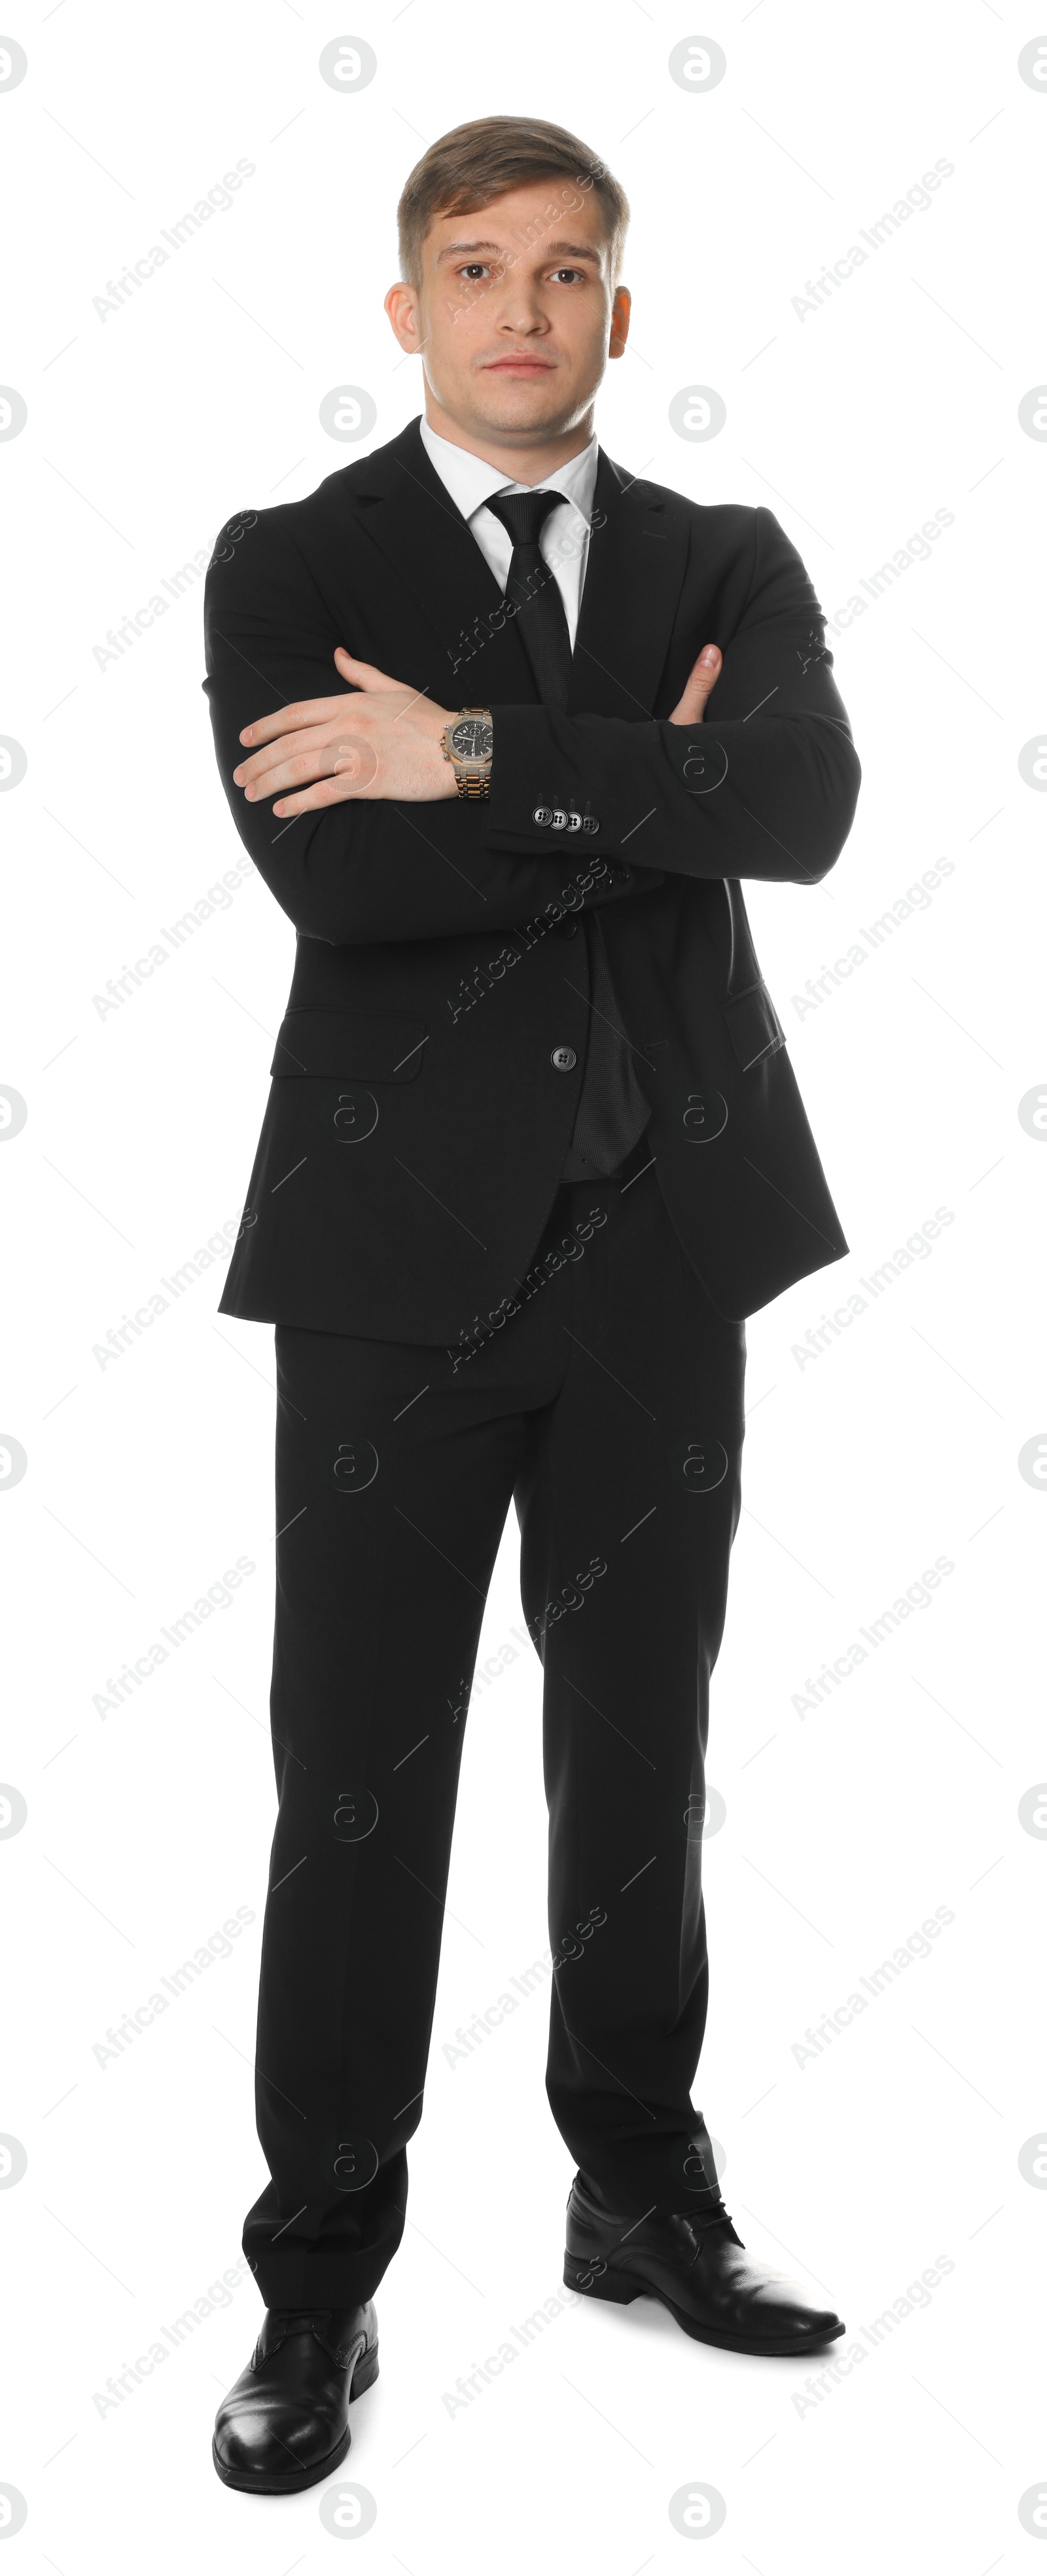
[{"x1": 533, "y1": 805, "x2": 552, "y2": 826}]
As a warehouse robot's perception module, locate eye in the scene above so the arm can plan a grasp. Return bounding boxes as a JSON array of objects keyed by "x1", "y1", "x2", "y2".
[
  {"x1": 550, "y1": 267, "x2": 585, "y2": 285},
  {"x1": 458, "y1": 262, "x2": 492, "y2": 281}
]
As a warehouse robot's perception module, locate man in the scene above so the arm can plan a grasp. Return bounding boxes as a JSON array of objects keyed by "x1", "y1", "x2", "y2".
[{"x1": 204, "y1": 115, "x2": 861, "y2": 2494}]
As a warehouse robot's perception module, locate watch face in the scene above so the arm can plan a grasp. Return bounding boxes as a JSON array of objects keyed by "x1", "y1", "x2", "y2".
[{"x1": 451, "y1": 716, "x2": 493, "y2": 760}]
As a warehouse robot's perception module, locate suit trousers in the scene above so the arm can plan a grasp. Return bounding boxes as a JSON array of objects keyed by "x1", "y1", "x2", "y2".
[{"x1": 243, "y1": 1157, "x2": 746, "y2": 2309}]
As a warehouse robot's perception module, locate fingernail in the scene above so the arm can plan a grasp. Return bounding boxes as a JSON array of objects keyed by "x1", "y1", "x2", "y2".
[{"x1": 700, "y1": 645, "x2": 719, "y2": 666}]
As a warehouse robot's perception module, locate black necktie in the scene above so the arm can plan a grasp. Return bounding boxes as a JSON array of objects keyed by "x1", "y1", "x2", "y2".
[
  {"x1": 484, "y1": 488, "x2": 650, "y2": 1180},
  {"x1": 484, "y1": 487, "x2": 574, "y2": 704}
]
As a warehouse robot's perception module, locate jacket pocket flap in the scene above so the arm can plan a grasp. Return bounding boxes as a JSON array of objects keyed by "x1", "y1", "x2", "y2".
[
  {"x1": 270, "y1": 1009, "x2": 428, "y2": 1081},
  {"x1": 722, "y1": 980, "x2": 785, "y2": 1072}
]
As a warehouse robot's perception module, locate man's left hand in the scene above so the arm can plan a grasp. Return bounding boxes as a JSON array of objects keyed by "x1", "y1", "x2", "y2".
[{"x1": 233, "y1": 648, "x2": 459, "y2": 815}]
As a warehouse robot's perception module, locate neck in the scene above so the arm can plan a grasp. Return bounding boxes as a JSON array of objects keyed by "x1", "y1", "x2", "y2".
[{"x1": 422, "y1": 395, "x2": 595, "y2": 486}]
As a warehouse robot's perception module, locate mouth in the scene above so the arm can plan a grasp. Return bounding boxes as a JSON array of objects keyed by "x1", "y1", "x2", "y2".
[{"x1": 482, "y1": 357, "x2": 556, "y2": 375}]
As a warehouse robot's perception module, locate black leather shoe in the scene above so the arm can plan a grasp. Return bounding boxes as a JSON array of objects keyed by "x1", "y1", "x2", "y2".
[
  {"x1": 565, "y1": 2176, "x2": 843, "y2": 2356},
  {"x1": 212, "y1": 2302, "x2": 378, "y2": 2492}
]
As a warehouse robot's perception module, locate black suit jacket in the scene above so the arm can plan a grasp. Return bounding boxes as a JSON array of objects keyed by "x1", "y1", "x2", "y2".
[{"x1": 202, "y1": 416, "x2": 860, "y2": 1342}]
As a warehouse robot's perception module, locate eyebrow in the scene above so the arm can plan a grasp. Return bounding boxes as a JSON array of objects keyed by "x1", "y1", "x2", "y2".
[{"x1": 435, "y1": 238, "x2": 601, "y2": 266}]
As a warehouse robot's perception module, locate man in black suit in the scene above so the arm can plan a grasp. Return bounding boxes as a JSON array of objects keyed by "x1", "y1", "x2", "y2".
[{"x1": 205, "y1": 116, "x2": 860, "y2": 2493}]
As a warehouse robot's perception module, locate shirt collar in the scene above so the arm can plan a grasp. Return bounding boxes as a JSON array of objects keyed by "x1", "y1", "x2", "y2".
[{"x1": 419, "y1": 414, "x2": 599, "y2": 524}]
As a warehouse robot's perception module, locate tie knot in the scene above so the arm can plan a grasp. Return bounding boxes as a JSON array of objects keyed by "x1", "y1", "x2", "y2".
[{"x1": 484, "y1": 486, "x2": 569, "y2": 550}]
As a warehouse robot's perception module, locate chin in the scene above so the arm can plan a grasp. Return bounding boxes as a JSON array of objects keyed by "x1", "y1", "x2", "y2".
[{"x1": 472, "y1": 385, "x2": 571, "y2": 434}]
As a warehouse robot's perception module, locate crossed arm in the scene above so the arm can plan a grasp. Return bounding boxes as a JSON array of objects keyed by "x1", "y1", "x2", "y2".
[
  {"x1": 202, "y1": 505, "x2": 860, "y2": 948},
  {"x1": 231, "y1": 641, "x2": 723, "y2": 817}
]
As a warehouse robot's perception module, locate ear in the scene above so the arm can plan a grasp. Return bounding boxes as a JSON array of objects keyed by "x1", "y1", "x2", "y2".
[
  {"x1": 384, "y1": 280, "x2": 421, "y2": 353},
  {"x1": 609, "y1": 284, "x2": 631, "y2": 361}
]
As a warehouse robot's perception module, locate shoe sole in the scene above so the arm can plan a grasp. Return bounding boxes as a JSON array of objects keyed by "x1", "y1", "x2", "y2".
[
  {"x1": 211, "y1": 2338, "x2": 379, "y2": 2493},
  {"x1": 563, "y1": 2257, "x2": 844, "y2": 2357}
]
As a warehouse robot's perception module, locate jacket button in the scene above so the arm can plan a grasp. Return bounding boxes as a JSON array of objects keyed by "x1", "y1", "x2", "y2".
[
  {"x1": 533, "y1": 805, "x2": 552, "y2": 826},
  {"x1": 550, "y1": 808, "x2": 568, "y2": 831},
  {"x1": 581, "y1": 815, "x2": 599, "y2": 834},
  {"x1": 551, "y1": 1045, "x2": 577, "y2": 1071},
  {"x1": 558, "y1": 916, "x2": 579, "y2": 938}
]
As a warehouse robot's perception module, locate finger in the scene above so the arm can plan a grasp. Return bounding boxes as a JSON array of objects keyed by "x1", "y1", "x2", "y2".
[
  {"x1": 238, "y1": 693, "x2": 351, "y2": 749},
  {"x1": 669, "y1": 643, "x2": 721, "y2": 724},
  {"x1": 274, "y1": 767, "x2": 378, "y2": 817},
  {"x1": 242, "y1": 742, "x2": 353, "y2": 801},
  {"x1": 234, "y1": 718, "x2": 364, "y2": 787},
  {"x1": 333, "y1": 647, "x2": 405, "y2": 692},
  {"x1": 241, "y1": 725, "x2": 380, "y2": 800},
  {"x1": 668, "y1": 643, "x2": 721, "y2": 726}
]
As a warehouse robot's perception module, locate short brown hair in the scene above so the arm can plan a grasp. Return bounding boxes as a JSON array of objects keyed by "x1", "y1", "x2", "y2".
[{"x1": 397, "y1": 115, "x2": 630, "y2": 290}]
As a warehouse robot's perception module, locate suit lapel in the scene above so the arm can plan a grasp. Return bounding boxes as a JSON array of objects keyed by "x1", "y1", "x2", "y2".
[
  {"x1": 569, "y1": 449, "x2": 691, "y2": 717},
  {"x1": 331, "y1": 418, "x2": 690, "y2": 717},
  {"x1": 335, "y1": 418, "x2": 540, "y2": 703}
]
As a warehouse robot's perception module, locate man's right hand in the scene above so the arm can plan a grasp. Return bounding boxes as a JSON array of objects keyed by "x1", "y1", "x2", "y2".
[{"x1": 669, "y1": 643, "x2": 722, "y2": 725}]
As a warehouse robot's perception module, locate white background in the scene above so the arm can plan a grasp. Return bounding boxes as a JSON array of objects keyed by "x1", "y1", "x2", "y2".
[{"x1": 1, "y1": 3, "x2": 1042, "y2": 2569}]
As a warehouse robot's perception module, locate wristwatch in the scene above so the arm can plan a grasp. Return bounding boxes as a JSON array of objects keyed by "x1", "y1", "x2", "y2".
[{"x1": 441, "y1": 707, "x2": 493, "y2": 799}]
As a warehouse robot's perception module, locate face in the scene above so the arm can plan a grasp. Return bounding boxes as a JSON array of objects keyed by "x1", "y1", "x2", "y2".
[{"x1": 385, "y1": 176, "x2": 630, "y2": 447}]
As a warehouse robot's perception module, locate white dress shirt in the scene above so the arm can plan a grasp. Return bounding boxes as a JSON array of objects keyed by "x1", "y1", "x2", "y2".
[{"x1": 417, "y1": 415, "x2": 598, "y2": 647}]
